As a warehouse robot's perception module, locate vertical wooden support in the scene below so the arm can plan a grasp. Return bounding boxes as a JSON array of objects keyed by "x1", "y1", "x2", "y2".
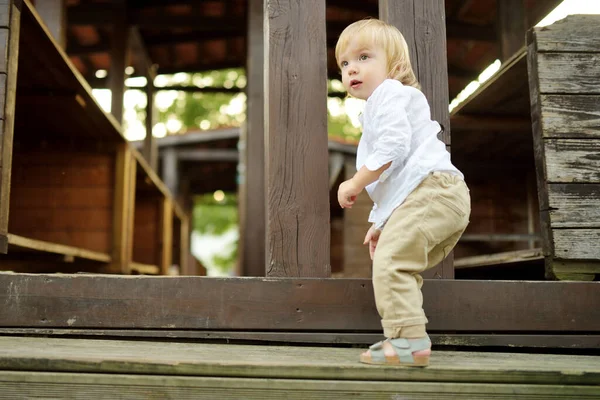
[
  {"x1": 264, "y1": 0, "x2": 330, "y2": 277},
  {"x1": 33, "y1": 0, "x2": 65, "y2": 48},
  {"x1": 162, "y1": 146, "x2": 178, "y2": 198},
  {"x1": 144, "y1": 77, "x2": 158, "y2": 170},
  {"x1": 110, "y1": 143, "x2": 135, "y2": 273},
  {"x1": 497, "y1": 0, "x2": 526, "y2": 61},
  {"x1": 109, "y1": 3, "x2": 128, "y2": 125},
  {"x1": 179, "y1": 213, "x2": 190, "y2": 275},
  {"x1": 129, "y1": 26, "x2": 158, "y2": 171},
  {"x1": 0, "y1": 0, "x2": 21, "y2": 253},
  {"x1": 379, "y1": 0, "x2": 453, "y2": 279},
  {"x1": 160, "y1": 198, "x2": 173, "y2": 275},
  {"x1": 242, "y1": 0, "x2": 266, "y2": 276}
]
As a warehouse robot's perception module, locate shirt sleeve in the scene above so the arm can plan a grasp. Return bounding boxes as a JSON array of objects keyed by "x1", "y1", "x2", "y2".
[{"x1": 364, "y1": 83, "x2": 412, "y2": 174}]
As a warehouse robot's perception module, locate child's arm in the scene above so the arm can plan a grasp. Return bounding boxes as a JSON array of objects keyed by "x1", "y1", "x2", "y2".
[{"x1": 337, "y1": 162, "x2": 391, "y2": 208}]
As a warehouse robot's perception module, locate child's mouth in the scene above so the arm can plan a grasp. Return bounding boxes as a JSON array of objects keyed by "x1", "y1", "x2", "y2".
[{"x1": 350, "y1": 80, "x2": 362, "y2": 89}]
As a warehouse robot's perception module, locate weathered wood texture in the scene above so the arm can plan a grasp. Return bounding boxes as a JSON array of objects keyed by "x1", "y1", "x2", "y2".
[
  {"x1": 240, "y1": 0, "x2": 265, "y2": 277},
  {"x1": 2, "y1": 329, "x2": 600, "y2": 349},
  {"x1": 379, "y1": 0, "x2": 453, "y2": 279},
  {"x1": 527, "y1": 15, "x2": 600, "y2": 279},
  {"x1": 0, "y1": 337, "x2": 599, "y2": 389},
  {"x1": 1, "y1": 273, "x2": 599, "y2": 332},
  {"x1": 264, "y1": 0, "x2": 330, "y2": 277},
  {"x1": 1, "y1": 371, "x2": 599, "y2": 400},
  {"x1": 0, "y1": 0, "x2": 20, "y2": 253}
]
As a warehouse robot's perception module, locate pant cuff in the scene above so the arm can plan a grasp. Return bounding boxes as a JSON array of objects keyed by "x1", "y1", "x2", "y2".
[{"x1": 382, "y1": 318, "x2": 428, "y2": 338}]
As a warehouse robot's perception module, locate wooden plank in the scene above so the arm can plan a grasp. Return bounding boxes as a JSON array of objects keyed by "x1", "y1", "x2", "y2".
[
  {"x1": 9, "y1": 187, "x2": 112, "y2": 208},
  {"x1": 1, "y1": 370, "x2": 600, "y2": 399},
  {"x1": 108, "y1": 1, "x2": 128, "y2": 125},
  {"x1": 1, "y1": 275, "x2": 599, "y2": 332},
  {"x1": 531, "y1": 15, "x2": 600, "y2": 53},
  {"x1": 0, "y1": 0, "x2": 20, "y2": 248},
  {"x1": 0, "y1": 29, "x2": 7, "y2": 73},
  {"x1": 379, "y1": 0, "x2": 453, "y2": 279},
  {"x1": 2, "y1": 328, "x2": 599, "y2": 349},
  {"x1": 178, "y1": 213, "x2": 189, "y2": 275},
  {"x1": 536, "y1": 53, "x2": 600, "y2": 95},
  {"x1": 553, "y1": 229, "x2": 600, "y2": 260},
  {"x1": 240, "y1": 0, "x2": 265, "y2": 277},
  {"x1": 544, "y1": 139, "x2": 600, "y2": 183},
  {"x1": 539, "y1": 95, "x2": 600, "y2": 138},
  {"x1": 0, "y1": 337, "x2": 599, "y2": 386},
  {"x1": 8, "y1": 207, "x2": 111, "y2": 231},
  {"x1": 497, "y1": 0, "x2": 526, "y2": 61},
  {"x1": 160, "y1": 198, "x2": 173, "y2": 275},
  {"x1": 130, "y1": 262, "x2": 159, "y2": 275},
  {"x1": 110, "y1": 144, "x2": 134, "y2": 274},
  {"x1": 33, "y1": 0, "x2": 66, "y2": 48},
  {"x1": 547, "y1": 184, "x2": 600, "y2": 228},
  {"x1": 528, "y1": 39, "x2": 554, "y2": 259},
  {"x1": 264, "y1": 0, "x2": 330, "y2": 277},
  {"x1": 451, "y1": 50, "x2": 528, "y2": 117},
  {"x1": 454, "y1": 248, "x2": 542, "y2": 269},
  {"x1": 6, "y1": 233, "x2": 111, "y2": 263}
]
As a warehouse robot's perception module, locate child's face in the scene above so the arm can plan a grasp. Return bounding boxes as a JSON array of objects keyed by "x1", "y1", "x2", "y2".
[{"x1": 338, "y1": 40, "x2": 389, "y2": 100}]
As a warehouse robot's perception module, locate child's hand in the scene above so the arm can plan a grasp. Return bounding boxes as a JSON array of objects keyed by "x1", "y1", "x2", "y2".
[
  {"x1": 338, "y1": 179, "x2": 362, "y2": 208},
  {"x1": 363, "y1": 225, "x2": 381, "y2": 260}
]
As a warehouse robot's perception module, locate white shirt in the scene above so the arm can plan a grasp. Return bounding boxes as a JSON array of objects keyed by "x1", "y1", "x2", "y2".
[{"x1": 356, "y1": 79, "x2": 463, "y2": 230}]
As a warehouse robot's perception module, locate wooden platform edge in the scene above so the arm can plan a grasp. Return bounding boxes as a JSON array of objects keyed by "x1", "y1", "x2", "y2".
[
  {"x1": 0, "y1": 329, "x2": 599, "y2": 349},
  {"x1": 1, "y1": 274, "x2": 599, "y2": 332}
]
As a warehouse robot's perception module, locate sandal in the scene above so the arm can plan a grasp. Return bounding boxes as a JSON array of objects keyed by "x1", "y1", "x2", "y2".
[{"x1": 359, "y1": 335, "x2": 431, "y2": 367}]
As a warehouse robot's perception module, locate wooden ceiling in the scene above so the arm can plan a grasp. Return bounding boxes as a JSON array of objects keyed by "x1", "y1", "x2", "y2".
[{"x1": 60, "y1": 0, "x2": 562, "y2": 99}]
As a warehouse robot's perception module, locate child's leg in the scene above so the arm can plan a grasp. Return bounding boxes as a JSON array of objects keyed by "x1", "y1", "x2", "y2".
[{"x1": 372, "y1": 172, "x2": 470, "y2": 339}]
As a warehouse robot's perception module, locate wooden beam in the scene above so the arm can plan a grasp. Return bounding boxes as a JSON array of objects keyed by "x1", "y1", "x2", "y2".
[
  {"x1": 454, "y1": 248, "x2": 543, "y2": 269},
  {"x1": 110, "y1": 143, "x2": 135, "y2": 274},
  {"x1": 176, "y1": 149, "x2": 238, "y2": 162},
  {"x1": 379, "y1": 0, "x2": 453, "y2": 279},
  {"x1": 0, "y1": 1, "x2": 21, "y2": 254},
  {"x1": 497, "y1": 0, "x2": 526, "y2": 61},
  {"x1": 1, "y1": 274, "x2": 599, "y2": 332},
  {"x1": 33, "y1": 0, "x2": 66, "y2": 48},
  {"x1": 160, "y1": 198, "x2": 173, "y2": 275},
  {"x1": 264, "y1": 0, "x2": 330, "y2": 277},
  {"x1": 108, "y1": 3, "x2": 128, "y2": 125},
  {"x1": 161, "y1": 147, "x2": 178, "y2": 196},
  {"x1": 241, "y1": 0, "x2": 266, "y2": 277}
]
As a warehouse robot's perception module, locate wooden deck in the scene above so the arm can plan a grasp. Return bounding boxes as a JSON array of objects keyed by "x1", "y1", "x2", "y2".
[{"x1": 0, "y1": 337, "x2": 598, "y2": 399}]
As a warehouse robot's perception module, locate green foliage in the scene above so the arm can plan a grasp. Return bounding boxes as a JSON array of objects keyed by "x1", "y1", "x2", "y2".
[{"x1": 193, "y1": 193, "x2": 238, "y2": 236}]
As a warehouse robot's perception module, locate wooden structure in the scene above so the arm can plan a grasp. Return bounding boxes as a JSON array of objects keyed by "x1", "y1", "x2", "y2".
[
  {"x1": 0, "y1": 0, "x2": 188, "y2": 275},
  {"x1": 528, "y1": 15, "x2": 600, "y2": 281},
  {"x1": 0, "y1": 0, "x2": 598, "y2": 358},
  {"x1": 0, "y1": 336, "x2": 599, "y2": 399}
]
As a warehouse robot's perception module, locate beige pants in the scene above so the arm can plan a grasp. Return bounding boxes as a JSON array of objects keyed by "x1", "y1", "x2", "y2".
[{"x1": 372, "y1": 172, "x2": 471, "y2": 338}]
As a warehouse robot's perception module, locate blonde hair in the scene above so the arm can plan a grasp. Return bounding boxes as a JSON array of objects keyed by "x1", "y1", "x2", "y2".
[{"x1": 335, "y1": 18, "x2": 421, "y2": 90}]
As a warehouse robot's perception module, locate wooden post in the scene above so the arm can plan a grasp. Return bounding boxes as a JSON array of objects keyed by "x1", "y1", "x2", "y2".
[
  {"x1": 110, "y1": 143, "x2": 136, "y2": 274},
  {"x1": 241, "y1": 0, "x2": 266, "y2": 276},
  {"x1": 129, "y1": 27, "x2": 158, "y2": 171},
  {"x1": 109, "y1": 3, "x2": 128, "y2": 125},
  {"x1": 33, "y1": 0, "x2": 66, "y2": 49},
  {"x1": 379, "y1": 0, "x2": 453, "y2": 279},
  {"x1": 161, "y1": 198, "x2": 173, "y2": 275},
  {"x1": 162, "y1": 146, "x2": 178, "y2": 197},
  {"x1": 0, "y1": 0, "x2": 21, "y2": 253},
  {"x1": 497, "y1": 0, "x2": 526, "y2": 61},
  {"x1": 264, "y1": 0, "x2": 330, "y2": 277}
]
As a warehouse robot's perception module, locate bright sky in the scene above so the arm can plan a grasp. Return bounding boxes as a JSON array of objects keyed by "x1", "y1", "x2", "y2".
[{"x1": 92, "y1": 0, "x2": 600, "y2": 139}]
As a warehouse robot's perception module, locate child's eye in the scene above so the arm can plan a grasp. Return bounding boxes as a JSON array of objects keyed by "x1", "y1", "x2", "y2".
[
  {"x1": 359, "y1": 54, "x2": 369, "y2": 60},
  {"x1": 340, "y1": 61, "x2": 348, "y2": 68}
]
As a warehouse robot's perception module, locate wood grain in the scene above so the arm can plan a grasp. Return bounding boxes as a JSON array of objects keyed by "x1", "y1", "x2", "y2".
[
  {"x1": 264, "y1": 0, "x2": 330, "y2": 277},
  {"x1": 531, "y1": 15, "x2": 600, "y2": 52},
  {"x1": 539, "y1": 95, "x2": 600, "y2": 138},
  {"x1": 1, "y1": 274, "x2": 599, "y2": 332},
  {"x1": 544, "y1": 139, "x2": 600, "y2": 183}
]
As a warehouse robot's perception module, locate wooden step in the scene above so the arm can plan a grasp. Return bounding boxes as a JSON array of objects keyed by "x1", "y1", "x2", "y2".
[{"x1": 0, "y1": 337, "x2": 598, "y2": 399}]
